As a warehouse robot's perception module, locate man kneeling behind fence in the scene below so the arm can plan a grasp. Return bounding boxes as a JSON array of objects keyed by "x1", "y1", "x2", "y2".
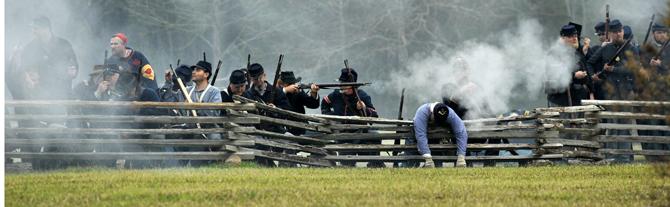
[{"x1": 412, "y1": 102, "x2": 468, "y2": 168}]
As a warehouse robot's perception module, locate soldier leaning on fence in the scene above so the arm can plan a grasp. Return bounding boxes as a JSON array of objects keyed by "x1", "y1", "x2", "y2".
[
  {"x1": 177, "y1": 60, "x2": 223, "y2": 123},
  {"x1": 243, "y1": 63, "x2": 292, "y2": 133},
  {"x1": 409, "y1": 102, "x2": 468, "y2": 168},
  {"x1": 277, "y1": 71, "x2": 320, "y2": 136},
  {"x1": 172, "y1": 60, "x2": 223, "y2": 167},
  {"x1": 321, "y1": 68, "x2": 378, "y2": 117},
  {"x1": 321, "y1": 68, "x2": 383, "y2": 167},
  {"x1": 221, "y1": 69, "x2": 248, "y2": 103},
  {"x1": 547, "y1": 23, "x2": 590, "y2": 107}
]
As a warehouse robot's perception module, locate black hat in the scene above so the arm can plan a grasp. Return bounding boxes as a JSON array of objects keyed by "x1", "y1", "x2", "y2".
[
  {"x1": 623, "y1": 25, "x2": 633, "y2": 40},
  {"x1": 608, "y1": 19, "x2": 623, "y2": 32},
  {"x1": 248, "y1": 63, "x2": 264, "y2": 78},
  {"x1": 191, "y1": 61, "x2": 212, "y2": 75},
  {"x1": 594, "y1": 22, "x2": 606, "y2": 33},
  {"x1": 652, "y1": 23, "x2": 668, "y2": 32},
  {"x1": 339, "y1": 68, "x2": 358, "y2": 82},
  {"x1": 229, "y1": 69, "x2": 247, "y2": 85},
  {"x1": 433, "y1": 103, "x2": 450, "y2": 124},
  {"x1": 103, "y1": 64, "x2": 121, "y2": 77},
  {"x1": 560, "y1": 24, "x2": 579, "y2": 37},
  {"x1": 280, "y1": 71, "x2": 301, "y2": 84},
  {"x1": 175, "y1": 64, "x2": 192, "y2": 83}
]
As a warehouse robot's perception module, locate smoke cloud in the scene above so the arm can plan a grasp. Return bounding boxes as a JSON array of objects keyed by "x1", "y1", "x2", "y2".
[{"x1": 388, "y1": 20, "x2": 575, "y2": 119}]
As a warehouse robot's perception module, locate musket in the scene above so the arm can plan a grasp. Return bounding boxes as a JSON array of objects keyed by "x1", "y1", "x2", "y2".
[
  {"x1": 203, "y1": 52, "x2": 207, "y2": 62},
  {"x1": 170, "y1": 64, "x2": 207, "y2": 138},
  {"x1": 211, "y1": 60, "x2": 222, "y2": 86},
  {"x1": 268, "y1": 54, "x2": 284, "y2": 104},
  {"x1": 594, "y1": 37, "x2": 633, "y2": 78},
  {"x1": 297, "y1": 82, "x2": 371, "y2": 89},
  {"x1": 344, "y1": 59, "x2": 367, "y2": 117},
  {"x1": 104, "y1": 50, "x2": 108, "y2": 65},
  {"x1": 605, "y1": 5, "x2": 610, "y2": 42},
  {"x1": 643, "y1": 14, "x2": 656, "y2": 46},
  {"x1": 246, "y1": 54, "x2": 252, "y2": 87},
  {"x1": 392, "y1": 88, "x2": 405, "y2": 166}
]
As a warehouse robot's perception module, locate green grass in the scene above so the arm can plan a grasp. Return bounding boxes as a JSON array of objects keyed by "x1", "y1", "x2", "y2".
[{"x1": 5, "y1": 164, "x2": 669, "y2": 207}]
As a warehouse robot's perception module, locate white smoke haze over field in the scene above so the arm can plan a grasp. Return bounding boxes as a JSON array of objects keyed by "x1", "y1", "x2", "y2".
[
  {"x1": 4, "y1": 0, "x2": 668, "y2": 119},
  {"x1": 390, "y1": 20, "x2": 575, "y2": 119}
]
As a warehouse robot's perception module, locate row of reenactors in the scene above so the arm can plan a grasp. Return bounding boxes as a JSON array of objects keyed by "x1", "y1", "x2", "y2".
[{"x1": 547, "y1": 19, "x2": 669, "y2": 106}]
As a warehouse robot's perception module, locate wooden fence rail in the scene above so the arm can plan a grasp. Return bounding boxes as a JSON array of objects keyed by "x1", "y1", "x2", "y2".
[{"x1": 5, "y1": 99, "x2": 670, "y2": 169}]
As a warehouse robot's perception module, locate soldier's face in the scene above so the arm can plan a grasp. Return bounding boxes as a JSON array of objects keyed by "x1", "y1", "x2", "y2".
[
  {"x1": 110, "y1": 37, "x2": 125, "y2": 57},
  {"x1": 192, "y1": 68, "x2": 209, "y2": 82},
  {"x1": 32, "y1": 26, "x2": 51, "y2": 42},
  {"x1": 561, "y1": 35, "x2": 579, "y2": 48},
  {"x1": 340, "y1": 86, "x2": 354, "y2": 95},
  {"x1": 653, "y1": 31, "x2": 668, "y2": 43},
  {"x1": 608, "y1": 30, "x2": 624, "y2": 42},
  {"x1": 230, "y1": 83, "x2": 247, "y2": 95},
  {"x1": 251, "y1": 73, "x2": 266, "y2": 86}
]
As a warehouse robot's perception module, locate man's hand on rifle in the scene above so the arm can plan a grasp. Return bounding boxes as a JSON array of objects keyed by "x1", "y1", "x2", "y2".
[
  {"x1": 582, "y1": 37, "x2": 591, "y2": 55},
  {"x1": 592, "y1": 74, "x2": 602, "y2": 82},
  {"x1": 283, "y1": 84, "x2": 299, "y2": 94},
  {"x1": 650, "y1": 58, "x2": 662, "y2": 67},
  {"x1": 268, "y1": 103, "x2": 276, "y2": 108},
  {"x1": 164, "y1": 70, "x2": 173, "y2": 83},
  {"x1": 309, "y1": 83, "x2": 320, "y2": 98},
  {"x1": 574, "y1": 71, "x2": 587, "y2": 79},
  {"x1": 96, "y1": 80, "x2": 111, "y2": 95},
  {"x1": 601, "y1": 41, "x2": 610, "y2": 47},
  {"x1": 604, "y1": 64, "x2": 614, "y2": 72},
  {"x1": 356, "y1": 100, "x2": 366, "y2": 110}
]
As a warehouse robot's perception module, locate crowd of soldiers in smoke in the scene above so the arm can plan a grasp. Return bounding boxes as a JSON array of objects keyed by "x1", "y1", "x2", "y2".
[{"x1": 6, "y1": 5, "x2": 670, "y2": 168}]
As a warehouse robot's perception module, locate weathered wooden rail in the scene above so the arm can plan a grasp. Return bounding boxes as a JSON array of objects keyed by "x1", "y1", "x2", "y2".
[
  {"x1": 581, "y1": 100, "x2": 670, "y2": 161},
  {"x1": 5, "y1": 99, "x2": 669, "y2": 169}
]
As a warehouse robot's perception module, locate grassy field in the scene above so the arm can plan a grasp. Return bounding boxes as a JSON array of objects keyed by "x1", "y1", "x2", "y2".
[{"x1": 5, "y1": 164, "x2": 669, "y2": 207}]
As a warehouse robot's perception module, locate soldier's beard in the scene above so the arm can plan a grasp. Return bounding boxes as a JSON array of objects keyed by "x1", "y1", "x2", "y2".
[
  {"x1": 614, "y1": 38, "x2": 625, "y2": 45},
  {"x1": 571, "y1": 41, "x2": 579, "y2": 49}
]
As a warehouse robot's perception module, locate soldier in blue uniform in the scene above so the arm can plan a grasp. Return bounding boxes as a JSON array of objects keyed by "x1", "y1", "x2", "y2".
[
  {"x1": 321, "y1": 68, "x2": 378, "y2": 117},
  {"x1": 321, "y1": 68, "x2": 382, "y2": 167},
  {"x1": 588, "y1": 22, "x2": 607, "y2": 100},
  {"x1": 159, "y1": 64, "x2": 193, "y2": 103},
  {"x1": 221, "y1": 69, "x2": 248, "y2": 103},
  {"x1": 278, "y1": 71, "x2": 320, "y2": 136},
  {"x1": 547, "y1": 23, "x2": 590, "y2": 107},
  {"x1": 243, "y1": 63, "x2": 292, "y2": 133},
  {"x1": 587, "y1": 19, "x2": 640, "y2": 100},
  {"x1": 587, "y1": 20, "x2": 640, "y2": 163}
]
